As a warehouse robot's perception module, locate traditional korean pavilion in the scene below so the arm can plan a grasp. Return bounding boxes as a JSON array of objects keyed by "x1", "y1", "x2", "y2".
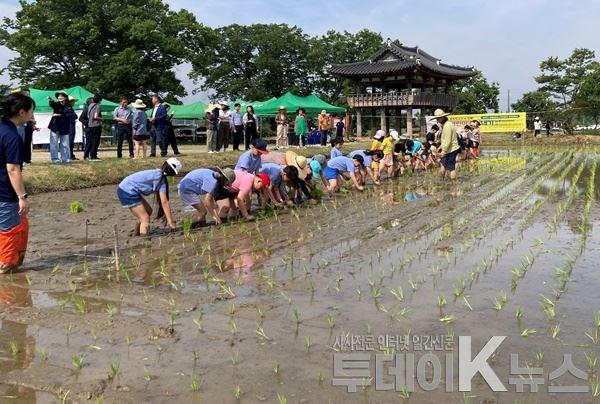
[{"x1": 329, "y1": 40, "x2": 476, "y2": 136}]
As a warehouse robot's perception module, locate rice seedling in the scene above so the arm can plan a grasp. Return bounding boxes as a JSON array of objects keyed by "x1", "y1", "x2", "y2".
[
  {"x1": 143, "y1": 367, "x2": 151, "y2": 382},
  {"x1": 550, "y1": 324, "x2": 560, "y2": 340},
  {"x1": 535, "y1": 349, "x2": 544, "y2": 363},
  {"x1": 190, "y1": 375, "x2": 201, "y2": 392},
  {"x1": 515, "y1": 307, "x2": 524, "y2": 320},
  {"x1": 277, "y1": 393, "x2": 287, "y2": 404},
  {"x1": 540, "y1": 295, "x2": 555, "y2": 321},
  {"x1": 305, "y1": 335, "x2": 313, "y2": 351},
  {"x1": 586, "y1": 328, "x2": 599, "y2": 344},
  {"x1": 230, "y1": 349, "x2": 238, "y2": 365},
  {"x1": 108, "y1": 361, "x2": 120, "y2": 379},
  {"x1": 234, "y1": 385, "x2": 241, "y2": 400},
  {"x1": 585, "y1": 353, "x2": 597, "y2": 374},
  {"x1": 520, "y1": 328, "x2": 536, "y2": 338},
  {"x1": 591, "y1": 376, "x2": 600, "y2": 397},
  {"x1": 69, "y1": 200, "x2": 85, "y2": 213},
  {"x1": 318, "y1": 371, "x2": 325, "y2": 384},
  {"x1": 438, "y1": 295, "x2": 447, "y2": 309},
  {"x1": 292, "y1": 308, "x2": 302, "y2": 325},
  {"x1": 327, "y1": 313, "x2": 335, "y2": 329},
  {"x1": 38, "y1": 348, "x2": 48, "y2": 361},
  {"x1": 399, "y1": 384, "x2": 410, "y2": 399},
  {"x1": 10, "y1": 341, "x2": 19, "y2": 356},
  {"x1": 273, "y1": 359, "x2": 281, "y2": 376},
  {"x1": 462, "y1": 295, "x2": 473, "y2": 311},
  {"x1": 256, "y1": 324, "x2": 271, "y2": 342},
  {"x1": 57, "y1": 389, "x2": 70, "y2": 404},
  {"x1": 439, "y1": 315, "x2": 455, "y2": 324},
  {"x1": 72, "y1": 353, "x2": 85, "y2": 370},
  {"x1": 390, "y1": 285, "x2": 404, "y2": 302},
  {"x1": 228, "y1": 319, "x2": 237, "y2": 336}
]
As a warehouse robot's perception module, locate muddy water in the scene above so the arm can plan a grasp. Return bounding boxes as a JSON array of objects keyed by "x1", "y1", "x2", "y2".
[{"x1": 1, "y1": 151, "x2": 599, "y2": 403}]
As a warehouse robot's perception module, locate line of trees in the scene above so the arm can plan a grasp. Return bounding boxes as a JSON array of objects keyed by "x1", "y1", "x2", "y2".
[
  {"x1": 0, "y1": 0, "x2": 499, "y2": 112},
  {"x1": 512, "y1": 48, "x2": 600, "y2": 131}
]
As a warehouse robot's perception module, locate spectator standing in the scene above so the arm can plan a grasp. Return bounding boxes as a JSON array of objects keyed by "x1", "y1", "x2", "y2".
[
  {"x1": 149, "y1": 94, "x2": 167, "y2": 157},
  {"x1": 66, "y1": 96, "x2": 79, "y2": 160},
  {"x1": 294, "y1": 108, "x2": 308, "y2": 148},
  {"x1": 545, "y1": 121, "x2": 551, "y2": 137},
  {"x1": 243, "y1": 105, "x2": 258, "y2": 150},
  {"x1": 205, "y1": 105, "x2": 220, "y2": 153},
  {"x1": 84, "y1": 94, "x2": 103, "y2": 161},
  {"x1": 78, "y1": 97, "x2": 92, "y2": 154},
  {"x1": 0, "y1": 92, "x2": 35, "y2": 273},
  {"x1": 275, "y1": 106, "x2": 288, "y2": 149},
  {"x1": 533, "y1": 117, "x2": 541, "y2": 137},
  {"x1": 131, "y1": 99, "x2": 149, "y2": 159},
  {"x1": 318, "y1": 110, "x2": 329, "y2": 146},
  {"x1": 231, "y1": 103, "x2": 244, "y2": 151},
  {"x1": 164, "y1": 105, "x2": 181, "y2": 156},
  {"x1": 217, "y1": 101, "x2": 231, "y2": 152},
  {"x1": 48, "y1": 91, "x2": 71, "y2": 164},
  {"x1": 113, "y1": 97, "x2": 134, "y2": 159},
  {"x1": 335, "y1": 115, "x2": 345, "y2": 139}
]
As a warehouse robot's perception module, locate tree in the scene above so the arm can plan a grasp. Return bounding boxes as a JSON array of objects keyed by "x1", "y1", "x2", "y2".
[
  {"x1": 451, "y1": 70, "x2": 500, "y2": 114},
  {"x1": 307, "y1": 29, "x2": 383, "y2": 104},
  {"x1": 535, "y1": 48, "x2": 597, "y2": 106},
  {"x1": 191, "y1": 24, "x2": 311, "y2": 101},
  {"x1": 511, "y1": 90, "x2": 556, "y2": 121},
  {"x1": 0, "y1": 0, "x2": 214, "y2": 100},
  {"x1": 574, "y1": 64, "x2": 600, "y2": 126}
]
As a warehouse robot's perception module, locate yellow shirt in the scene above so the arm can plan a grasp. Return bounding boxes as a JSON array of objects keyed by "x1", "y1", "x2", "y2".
[
  {"x1": 369, "y1": 139, "x2": 382, "y2": 151},
  {"x1": 381, "y1": 137, "x2": 395, "y2": 155},
  {"x1": 441, "y1": 120, "x2": 460, "y2": 154}
]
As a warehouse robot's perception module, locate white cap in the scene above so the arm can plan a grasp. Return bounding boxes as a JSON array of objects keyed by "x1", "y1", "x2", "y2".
[
  {"x1": 390, "y1": 130, "x2": 399, "y2": 141},
  {"x1": 166, "y1": 157, "x2": 182, "y2": 175}
]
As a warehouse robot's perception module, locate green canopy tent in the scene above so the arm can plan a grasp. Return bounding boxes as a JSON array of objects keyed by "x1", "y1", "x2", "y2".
[
  {"x1": 29, "y1": 86, "x2": 120, "y2": 114},
  {"x1": 253, "y1": 92, "x2": 345, "y2": 117}
]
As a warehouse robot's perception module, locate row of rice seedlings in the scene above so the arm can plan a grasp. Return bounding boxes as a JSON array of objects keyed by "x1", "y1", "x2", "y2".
[{"x1": 548, "y1": 155, "x2": 588, "y2": 232}]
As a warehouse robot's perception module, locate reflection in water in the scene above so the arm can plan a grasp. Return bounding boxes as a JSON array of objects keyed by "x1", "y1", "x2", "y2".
[
  {"x1": 0, "y1": 276, "x2": 36, "y2": 403},
  {"x1": 225, "y1": 241, "x2": 257, "y2": 281}
]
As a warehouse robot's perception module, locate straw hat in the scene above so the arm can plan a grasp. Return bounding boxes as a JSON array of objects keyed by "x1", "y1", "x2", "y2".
[
  {"x1": 132, "y1": 99, "x2": 147, "y2": 109},
  {"x1": 429, "y1": 108, "x2": 450, "y2": 120},
  {"x1": 321, "y1": 110, "x2": 327, "y2": 115},
  {"x1": 217, "y1": 168, "x2": 236, "y2": 184},
  {"x1": 205, "y1": 103, "x2": 221, "y2": 112},
  {"x1": 279, "y1": 105, "x2": 286, "y2": 110},
  {"x1": 285, "y1": 151, "x2": 307, "y2": 180},
  {"x1": 68, "y1": 95, "x2": 77, "y2": 102}
]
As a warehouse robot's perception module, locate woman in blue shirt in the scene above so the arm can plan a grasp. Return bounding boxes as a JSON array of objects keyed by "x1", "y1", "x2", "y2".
[
  {"x1": 178, "y1": 167, "x2": 236, "y2": 226},
  {"x1": 117, "y1": 158, "x2": 182, "y2": 236},
  {"x1": 325, "y1": 155, "x2": 364, "y2": 194}
]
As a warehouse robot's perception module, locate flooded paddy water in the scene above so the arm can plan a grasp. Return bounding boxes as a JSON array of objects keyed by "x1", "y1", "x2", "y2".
[{"x1": 1, "y1": 148, "x2": 600, "y2": 403}]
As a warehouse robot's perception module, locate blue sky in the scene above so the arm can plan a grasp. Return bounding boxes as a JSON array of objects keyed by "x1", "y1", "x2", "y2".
[{"x1": 1, "y1": 0, "x2": 599, "y2": 110}]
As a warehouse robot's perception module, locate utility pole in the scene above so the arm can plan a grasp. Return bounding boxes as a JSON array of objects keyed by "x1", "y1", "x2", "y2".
[{"x1": 507, "y1": 89, "x2": 511, "y2": 113}]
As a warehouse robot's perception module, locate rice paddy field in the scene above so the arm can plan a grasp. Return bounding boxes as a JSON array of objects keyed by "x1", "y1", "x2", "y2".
[{"x1": 2, "y1": 146, "x2": 600, "y2": 403}]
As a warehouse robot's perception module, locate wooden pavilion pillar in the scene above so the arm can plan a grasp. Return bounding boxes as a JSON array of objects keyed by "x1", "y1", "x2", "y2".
[
  {"x1": 380, "y1": 108, "x2": 387, "y2": 132},
  {"x1": 356, "y1": 109, "x2": 362, "y2": 137},
  {"x1": 406, "y1": 82, "x2": 413, "y2": 136}
]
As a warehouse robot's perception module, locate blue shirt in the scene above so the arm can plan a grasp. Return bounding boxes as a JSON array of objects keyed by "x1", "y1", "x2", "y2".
[
  {"x1": 118, "y1": 169, "x2": 166, "y2": 196},
  {"x1": 309, "y1": 159, "x2": 322, "y2": 176},
  {"x1": 231, "y1": 110, "x2": 243, "y2": 126},
  {"x1": 178, "y1": 169, "x2": 218, "y2": 196},
  {"x1": 406, "y1": 140, "x2": 422, "y2": 154},
  {"x1": 0, "y1": 118, "x2": 23, "y2": 203},
  {"x1": 235, "y1": 150, "x2": 262, "y2": 174},
  {"x1": 349, "y1": 150, "x2": 372, "y2": 168},
  {"x1": 327, "y1": 156, "x2": 355, "y2": 174},
  {"x1": 330, "y1": 147, "x2": 343, "y2": 159},
  {"x1": 260, "y1": 163, "x2": 283, "y2": 186}
]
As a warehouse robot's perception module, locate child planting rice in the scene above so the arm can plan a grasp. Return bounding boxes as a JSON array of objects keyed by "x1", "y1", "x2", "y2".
[
  {"x1": 117, "y1": 158, "x2": 182, "y2": 236},
  {"x1": 325, "y1": 155, "x2": 365, "y2": 194},
  {"x1": 349, "y1": 149, "x2": 383, "y2": 185},
  {"x1": 379, "y1": 130, "x2": 398, "y2": 179},
  {"x1": 219, "y1": 170, "x2": 269, "y2": 221},
  {"x1": 178, "y1": 167, "x2": 236, "y2": 225},
  {"x1": 259, "y1": 163, "x2": 300, "y2": 207},
  {"x1": 330, "y1": 137, "x2": 343, "y2": 159}
]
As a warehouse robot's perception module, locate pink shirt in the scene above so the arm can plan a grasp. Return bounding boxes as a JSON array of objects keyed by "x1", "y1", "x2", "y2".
[{"x1": 232, "y1": 170, "x2": 255, "y2": 198}]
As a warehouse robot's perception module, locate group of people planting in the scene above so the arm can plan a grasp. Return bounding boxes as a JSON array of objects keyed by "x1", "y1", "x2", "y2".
[
  {"x1": 0, "y1": 90, "x2": 478, "y2": 272},
  {"x1": 116, "y1": 108, "x2": 473, "y2": 236}
]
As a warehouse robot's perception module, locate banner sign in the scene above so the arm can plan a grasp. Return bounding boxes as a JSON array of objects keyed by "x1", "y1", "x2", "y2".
[{"x1": 427, "y1": 112, "x2": 527, "y2": 133}]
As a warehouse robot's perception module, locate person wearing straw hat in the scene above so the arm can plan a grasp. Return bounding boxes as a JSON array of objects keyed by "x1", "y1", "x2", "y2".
[
  {"x1": 430, "y1": 108, "x2": 460, "y2": 181},
  {"x1": 275, "y1": 106, "x2": 289, "y2": 149},
  {"x1": 533, "y1": 116, "x2": 541, "y2": 137},
  {"x1": 468, "y1": 119, "x2": 481, "y2": 159},
  {"x1": 131, "y1": 99, "x2": 149, "y2": 159},
  {"x1": 178, "y1": 167, "x2": 236, "y2": 226},
  {"x1": 217, "y1": 100, "x2": 231, "y2": 152},
  {"x1": 113, "y1": 97, "x2": 134, "y2": 159},
  {"x1": 204, "y1": 104, "x2": 220, "y2": 153},
  {"x1": 47, "y1": 91, "x2": 71, "y2": 163},
  {"x1": 318, "y1": 110, "x2": 329, "y2": 146}
]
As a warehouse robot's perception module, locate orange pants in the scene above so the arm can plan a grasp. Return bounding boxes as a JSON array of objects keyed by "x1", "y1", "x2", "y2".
[{"x1": 0, "y1": 216, "x2": 28, "y2": 273}]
